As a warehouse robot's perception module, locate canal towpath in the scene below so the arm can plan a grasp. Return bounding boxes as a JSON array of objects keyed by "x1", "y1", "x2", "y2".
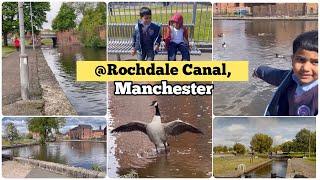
[
  {"x1": 2, "y1": 48, "x2": 77, "y2": 115},
  {"x1": 2, "y1": 160, "x2": 68, "y2": 178},
  {"x1": 286, "y1": 158, "x2": 316, "y2": 178}
]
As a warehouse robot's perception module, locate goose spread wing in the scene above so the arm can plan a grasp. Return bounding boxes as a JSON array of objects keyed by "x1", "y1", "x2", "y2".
[
  {"x1": 164, "y1": 120, "x2": 203, "y2": 136},
  {"x1": 111, "y1": 122, "x2": 147, "y2": 135}
]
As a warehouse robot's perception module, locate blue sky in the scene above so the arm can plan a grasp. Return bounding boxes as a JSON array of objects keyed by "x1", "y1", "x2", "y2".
[
  {"x1": 2, "y1": 117, "x2": 106, "y2": 135},
  {"x1": 213, "y1": 117, "x2": 316, "y2": 147}
]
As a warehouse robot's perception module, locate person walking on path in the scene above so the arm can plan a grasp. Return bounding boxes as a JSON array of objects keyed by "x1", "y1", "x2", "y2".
[{"x1": 14, "y1": 37, "x2": 20, "y2": 51}]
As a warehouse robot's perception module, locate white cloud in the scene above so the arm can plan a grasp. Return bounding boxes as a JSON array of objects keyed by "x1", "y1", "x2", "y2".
[
  {"x1": 227, "y1": 124, "x2": 246, "y2": 132},
  {"x1": 273, "y1": 135, "x2": 289, "y2": 145}
]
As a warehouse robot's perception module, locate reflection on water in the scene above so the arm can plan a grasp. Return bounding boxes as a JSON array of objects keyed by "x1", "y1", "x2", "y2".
[
  {"x1": 42, "y1": 46, "x2": 106, "y2": 115},
  {"x1": 107, "y1": 83, "x2": 212, "y2": 177},
  {"x1": 3, "y1": 141, "x2": 107, "y2": 171},
  {"x1": 245, "y1": 160, "x2": 287, "y2": 178},
  {"x1": 213, "y1": 20, "x2": 318, "y2": 116}
]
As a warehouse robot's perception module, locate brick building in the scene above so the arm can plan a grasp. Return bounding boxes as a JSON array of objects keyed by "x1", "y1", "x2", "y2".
[
  {"x1": 68, "y1": 124, "x2": 92, "y2": 140},
  {"x1": 213, "y1": 3, "x2": 249, "y2": 15},
  {"x1": 67, "y1": 124, "x2": 105, "y2": 140},
  {"x1": 248, "y1": 3, "x2": 318, "y2": 17},
  {"x1": 92, "y1": 126, "x2": 104, "y2": 139},
  {"x1": 214, "y1": 3, "x2": 318, "y2": 17}
]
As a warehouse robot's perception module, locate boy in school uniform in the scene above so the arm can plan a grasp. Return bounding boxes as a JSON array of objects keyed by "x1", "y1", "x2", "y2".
[
  {"x1": 131, "y1": 7, "x2": 161, "y2": 61},
  {"x1": 253, "y1": 30, "x2": 318, "y2": 116}
]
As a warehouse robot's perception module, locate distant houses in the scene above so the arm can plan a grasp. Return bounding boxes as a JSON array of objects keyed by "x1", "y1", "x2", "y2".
[{"x1": 66, "y1": 124, "x2": 106, "y2": 140}]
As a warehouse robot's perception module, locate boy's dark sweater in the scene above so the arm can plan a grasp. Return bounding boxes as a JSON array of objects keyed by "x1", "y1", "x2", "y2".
[{"x1": 255, "y1": 66, "x2": 318, "y2": 116}]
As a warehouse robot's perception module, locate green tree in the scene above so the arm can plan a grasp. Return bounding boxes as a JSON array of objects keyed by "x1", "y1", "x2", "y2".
[
  {"x1": 293, "y1": 128, "x2": 316, "y2": 153},
  {"x1": 6, "y1": 122, "x2": 19, "y2": 145},
  {"x1": 27, "y1": 117, "x2": 65, "y2": 145},
  {"x1": 68, "y1": 2, "x2": 94, "y2": 16},
  {"x1": 250, "y1": 133, "x2": 273, "y2": 153},
  {"x1": 233, "y1": 143, "x2": 246, "y2": 155},
  {"x1": 213, "y1": 145, "x2": 229, "y2": 153},
  {"x1": 280, "y1": 141, "x2": 294, "y2": 153},
  {"x1": 2, "y1": 2, "x2": 50, "y2": 46},
  {"x1": 52, "y1": 3, "x2": 76, "y2": 31},
  {"x1": 78, "y1": 2, "x2": 106, "y2": 47},
  {"x1": 271, "y1": 145, "x2": 281, "y2": 153}
]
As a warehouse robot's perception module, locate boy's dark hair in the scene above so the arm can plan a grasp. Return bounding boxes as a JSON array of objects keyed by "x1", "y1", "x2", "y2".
[
  {"x1": 140, "y1": 7, "x2": 151, "y2": 17},
  {"x1": 293, "y1": 30, "x2": 318, "y2": 54}
]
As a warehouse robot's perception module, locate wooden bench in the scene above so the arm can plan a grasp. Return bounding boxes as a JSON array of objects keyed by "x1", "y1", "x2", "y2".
[{"x1": 108, "y1": 23, "x2": 201, "y2": 60}]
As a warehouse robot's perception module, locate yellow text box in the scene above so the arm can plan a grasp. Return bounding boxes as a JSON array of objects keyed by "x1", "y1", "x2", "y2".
[{"x1": 76, "y1": 61, "x2": 248, "y2": 82}]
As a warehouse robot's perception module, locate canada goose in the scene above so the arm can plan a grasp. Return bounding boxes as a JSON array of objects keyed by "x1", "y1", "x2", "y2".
[
  {"x1": 111, "y1": 101, "x2": 203, "y2": 154},
  {"x1": 222, "y1": 42, "x2": 226, "y2": 48}
]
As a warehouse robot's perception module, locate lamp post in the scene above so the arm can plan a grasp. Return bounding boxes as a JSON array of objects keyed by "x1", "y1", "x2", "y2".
[{"x1": 18, "y1": 2, "x2": 30, "y2": 100}]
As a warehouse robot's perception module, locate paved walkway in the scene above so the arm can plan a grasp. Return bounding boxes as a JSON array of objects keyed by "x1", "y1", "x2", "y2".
[
  {"x1": 2, "y1": 161, "x2": 68, "y2": 178},
  {"x1": 2, "y1": 47, "x2": 77, "y2": 115},
  {"x1": 2, "y1": 49, "x2": 43, "y2": 115},
  {"x1": 26, "y1": 167, "x2": 68, "y2": 178},
  {"x1": 286, "y1": 158, "x2": 316, "y2": 178}
]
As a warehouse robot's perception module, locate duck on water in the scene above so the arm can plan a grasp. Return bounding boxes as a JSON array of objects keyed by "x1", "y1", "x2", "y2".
[{"x1": 111, "y1": 101, "x2": 203, "y2": 154}]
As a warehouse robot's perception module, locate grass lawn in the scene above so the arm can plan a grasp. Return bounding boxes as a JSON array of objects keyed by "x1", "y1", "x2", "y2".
[
  {"x1": 109, "y1": 12, "x2": 212, "y2": 42},
  {"x1": 304, "y1": 157, "x2": 316, "y2": 167},
  {"x1": 213, "y1": 156, "x2": 270, "y2": 177},
  {"x1": 41, "y1": 39, "x2": 53, "y2": 46},
  {"x1": 2, "y1": 46, "x2": 16, "y2": 57},
  {"x1": 2, "y1": 138, "x2": 37, "y2": 146}
]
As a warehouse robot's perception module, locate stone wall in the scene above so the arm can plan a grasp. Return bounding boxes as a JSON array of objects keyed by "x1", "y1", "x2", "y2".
[{"x1": 13, "y1": 157, "x2": 106, "y2": 178}]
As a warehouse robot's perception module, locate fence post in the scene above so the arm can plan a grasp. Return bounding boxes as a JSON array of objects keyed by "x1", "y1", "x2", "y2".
[
  {"x1": 191, "y1": 2, "x2": 197, "y2": 40},
  {"x1": 192, "y1": 2, "x2": 197, "y2": 25}
]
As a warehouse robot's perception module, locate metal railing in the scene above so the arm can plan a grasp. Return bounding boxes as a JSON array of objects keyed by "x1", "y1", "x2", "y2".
[{"x1": 108, "y1": 2, "x2": 212, "y2": 44}]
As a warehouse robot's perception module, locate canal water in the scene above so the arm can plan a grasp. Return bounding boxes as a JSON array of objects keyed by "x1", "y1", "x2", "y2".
[
  {"x1": 245, "y1": 160, "x2": 287, "y2": 178},
  {"x1": 42, "y1": 46, "x2": 106, "y2": 115},
  {"x1": 2, "y1": 141, "x2": 107, "y2": 171},
  {"x1": 212, "y1": 20, "x2": 318, "y2": 116},
  {"x1": 107, "y1": 83, "x2": 212, "y2": 177}
]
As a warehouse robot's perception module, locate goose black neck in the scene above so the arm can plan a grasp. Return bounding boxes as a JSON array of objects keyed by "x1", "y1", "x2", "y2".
[{"x1": 155, "y1": 105, "x2": 161, "y2": 116}]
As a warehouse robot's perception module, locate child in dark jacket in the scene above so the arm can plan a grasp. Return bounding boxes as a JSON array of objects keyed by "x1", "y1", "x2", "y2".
[
  {"x1": 131, "y1": 7, "x2": 161, "y2": 61},
  {"x1": 164, "y1": 13, "x2": 190, "y2": 61},
  {"x1": 253, "y1": 30, "x2": 318, "y2": 116}
]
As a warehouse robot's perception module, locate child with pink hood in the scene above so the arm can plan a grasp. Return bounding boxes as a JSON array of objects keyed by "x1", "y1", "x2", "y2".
[{"x1": 164, "y1": 13, "x2": 190, "y2": 61}]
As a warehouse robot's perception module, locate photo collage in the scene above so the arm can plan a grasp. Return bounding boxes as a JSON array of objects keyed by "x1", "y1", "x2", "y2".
[{"x1": 0, "y1": 1, "x2": 318, "y2": 179}]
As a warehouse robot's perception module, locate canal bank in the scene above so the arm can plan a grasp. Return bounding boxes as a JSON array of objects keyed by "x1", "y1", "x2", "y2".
[
  {"x1": 286, "y1": 158, "x2": 316, "y2": 178},
  {"x1": 213, "y1": 156, "x2": 272, "y2": 177},
  {"x1": 233, "y1": 159, "x2": 273, "y2": 177},
  {"x1": 2, "y1": 141, "x2": 107, "y2": 172},
  {"x1": 2, "y1": 48, "x2": 77, "y2": 115},
  {"x1": 13, "y1": 157, "x2": 105, "y2": 178},
  {"x1": 2, "y1": 142, "x2": 39, "y2": 150},
  {"x1": 2, "y1": 160, "x2": 68, "y2": 178}
]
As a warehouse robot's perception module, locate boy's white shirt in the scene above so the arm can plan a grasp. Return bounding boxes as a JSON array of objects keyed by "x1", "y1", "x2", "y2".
[
  {"x1": 170, "y1": 26, "x2": 184, "y2": 44},
  {"x1": 292, "y1": 74, "x2": 318, "y2": 96}
]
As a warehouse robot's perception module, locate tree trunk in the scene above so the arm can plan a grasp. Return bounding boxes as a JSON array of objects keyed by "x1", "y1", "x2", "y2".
[{"x1": 3, "y1": 32, "x2": 8, "y2": 46}]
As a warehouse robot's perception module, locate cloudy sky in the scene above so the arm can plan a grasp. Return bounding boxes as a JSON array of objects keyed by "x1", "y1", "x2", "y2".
[
  {"x1": 2, "y1": 117, "x2": 106, "y2": 135},
  {"x1": 42, "y1": 1, "x2": 62, "y2": 30},
  {"x1": 213, "y1": 117, "x2": 316, "y2": 147}
]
